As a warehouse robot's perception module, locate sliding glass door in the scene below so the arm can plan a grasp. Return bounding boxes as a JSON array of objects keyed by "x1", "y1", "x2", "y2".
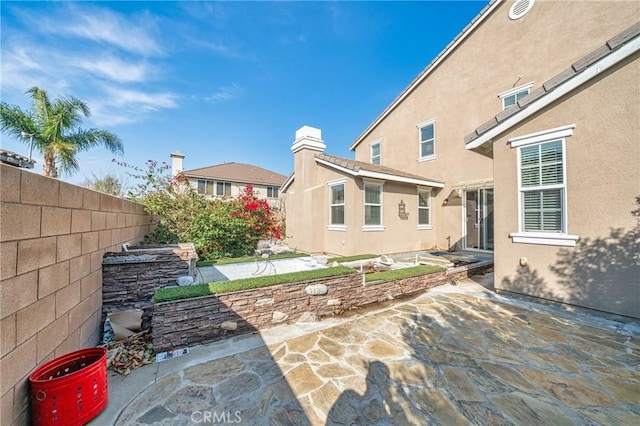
[{"x1": 464, "y1": 188, "x2": 494, "y2": 251}]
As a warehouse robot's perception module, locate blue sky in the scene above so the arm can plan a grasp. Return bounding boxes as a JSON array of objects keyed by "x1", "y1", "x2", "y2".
[{"x1": 1, "y1": 1, "x2": 486, "y2": 185}]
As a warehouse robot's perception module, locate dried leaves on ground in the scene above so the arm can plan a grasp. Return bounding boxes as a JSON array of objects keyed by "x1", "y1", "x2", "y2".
[{"x1": 101, "y1": 330, "x2": 154, "y2": 376}]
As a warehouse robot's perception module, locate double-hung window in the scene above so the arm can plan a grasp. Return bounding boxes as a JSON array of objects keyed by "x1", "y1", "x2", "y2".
[
  {"x1": 197, "y1": 179, "x2": 214, "y2": 196},
  {"x1": 216, "y1": 181, "x2": 231, "y2": 196},
  {"x1": 363, "y1": 180, "x2": 384, "y2": 230},
  {"x1": 371, "y1": 141, "x2": 381, "y2": 165},
  {"x1": 417, "y1": 189, "x2": 431, "y2": 229},
  {"x1": 418, "y1": 120, "x2": 436, "y2": 161},
  {"x1": 328, "y1": 181, "x2": 345, "y2": 230},
  {"x1": 499, "y1": 82, "x2": 533, "y2": 110},
  {"x1": 509, "y1": 124, "x2": 578, "y2": 246},
  {"x1": 267, "y1": 186, "x2": 279, "y2": 198}
]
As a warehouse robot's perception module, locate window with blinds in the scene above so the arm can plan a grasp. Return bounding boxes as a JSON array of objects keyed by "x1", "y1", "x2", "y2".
[
  {"x1": 519, "y1": 140, "x2": 564, "y2": 232},
  {"x1": 364, "y1": 182, "x2": 383, "y2": 226},
  {"x1": 329, "y1": 183, "x2": 345, "y2": 226}
]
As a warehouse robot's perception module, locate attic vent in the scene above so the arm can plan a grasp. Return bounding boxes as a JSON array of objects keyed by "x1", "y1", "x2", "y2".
[{"x1": 509, "y1": 0, "x2": 534, "y2": 20}]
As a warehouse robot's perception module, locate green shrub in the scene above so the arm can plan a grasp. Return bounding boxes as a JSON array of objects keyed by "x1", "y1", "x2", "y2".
[
  {"x1": 153, "y1": 266, "x2": 356, "y2": 302},
  {"x1": 327, "y1": 254, "x2": 378, "y2": 263},
  {"x1": 365, "y1": 265, "x2": 444, "y2": 282},
  {"x1": 122, "y1": 160, "x2": 281, "y2": 260}
]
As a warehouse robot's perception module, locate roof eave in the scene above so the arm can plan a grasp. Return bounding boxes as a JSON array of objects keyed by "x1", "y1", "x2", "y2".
[
  {"x1": 466, "y1": 36, "x2": 640, "y2": 150},
  {"x1": 315, "y1": 157, "x2": 444, "y2": 188},
  {"x1": 280, "y1": 173, "x2": 295, "y2": 192},
  {"x1": 183, "y1": 172, "x2": 285, "y2": 187},
  {"x1": 349, "y1": 0, "x2": 502, "y2": 151}
]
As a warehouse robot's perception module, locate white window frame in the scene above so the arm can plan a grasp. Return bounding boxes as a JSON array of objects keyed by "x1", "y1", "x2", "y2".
[
  {"x1": 370, "y1": 140, "x2": 381, "y2": 165},
  {"x1": 499, "y1": 82, "x2": 534, "y2": 110},
  {"x1": 216, "y1": 181, "x2": 231, "y2": 196},
  {"x1": 327, "y1": 179, "x2": 346, "y2": 231},
  {"x1": 417, "y1": 119, "x2": 436, "y2": 162},
  {"x1": 509, "y1": 124, "x2": 578, "y2": 247},
  {"x1": 362, "y1": 178, "x2": 384, "y2": 231},
  {"x1": 267, "y1": 186, "x2": 279, "y2": 198},
  {"x1": 417, "y1": 187, "x2": 432, "y2": 230},
  {"x1": 197, "y1": 179, "x2": 214, "y2": 196}
]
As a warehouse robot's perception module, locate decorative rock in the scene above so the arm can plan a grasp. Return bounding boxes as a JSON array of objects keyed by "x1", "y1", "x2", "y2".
[
  {"x1": 331, "y1": 261, "x2": 340, "y2": 267},
  {"x1": 272, "y1": 311, "x2": 289, "y2": 323},
  {"x1": 221, "y1": 321, "x2": 238, "y2": 331},
  {"x1": 327, "y1": 299, "x2": 341, "y2": 306},
  {"x1": 305, "y1": 284, "x2": 329, "y2": 295},
  {"x1": 255, "y1": 297, "x2": 274, "y2": 307},
  {"x1": 176, "y1": 276, "x2": 194, "y2": 286},
  {"x1": 297, "y1": 312, "x2": 319, "y2": 323}
]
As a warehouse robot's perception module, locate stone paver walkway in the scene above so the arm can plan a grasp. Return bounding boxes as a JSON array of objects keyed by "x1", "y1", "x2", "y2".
[{"x1": 112, "y1": 277, "x2": 640, "y2": 425}]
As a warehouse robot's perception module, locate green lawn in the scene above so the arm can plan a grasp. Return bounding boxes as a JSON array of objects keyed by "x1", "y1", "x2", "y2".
[
  {"x1": 154, "y1": 266, "x2": 356, "y2": 302},
  {"x1": 326, "y1": 254, "x2": 378, "y2": 263},
  {"x1": 365, "y1": 265, "x2": 444, "y2": 282}
]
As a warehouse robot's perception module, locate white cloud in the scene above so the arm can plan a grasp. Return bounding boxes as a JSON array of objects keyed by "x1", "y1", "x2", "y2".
[
  {"x1": 105, "y1": 87, "x2": 178, "y2": 109},
  {"x1": 205, "y1": 83, "x2": 244, "y2": 103},
  {"x1": 35, "y1": 5, "x2": 163, "y2": 56},
  {"x1": 73, "y1": 57, "x2": 149, "y2": 83},
  {"x1": 88, "y1": 87, "x2": 179, "y2": 126}
]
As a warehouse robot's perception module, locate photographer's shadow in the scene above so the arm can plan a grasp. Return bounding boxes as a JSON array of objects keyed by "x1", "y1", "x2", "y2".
[{"x1": 326, "y1": 361, "x2": 412, "y2": 425}]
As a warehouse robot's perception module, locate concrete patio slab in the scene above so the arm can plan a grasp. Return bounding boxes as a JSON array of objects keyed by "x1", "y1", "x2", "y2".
[{"x1": 92, "y1": 274, "x2": 640, "y2": 425}]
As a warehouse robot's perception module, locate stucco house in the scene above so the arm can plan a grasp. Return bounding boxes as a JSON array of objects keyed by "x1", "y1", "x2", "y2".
[
  {"x1": 283, "y1": 0, "x2": 639, "y2": 318},
  {"x1": 170, "y1": 151, "x2": 287, "y2": 210}
]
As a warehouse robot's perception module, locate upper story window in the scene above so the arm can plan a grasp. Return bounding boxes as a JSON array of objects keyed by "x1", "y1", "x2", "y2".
[
  {"x1": 509, "y1": 124, "x2": 578, "y2": 247},
  {"x1": 371, "y1": 141, "x2": 381, "y2": 165},
  {"x1": 363, "y1": 180, "x2": 384, "y2": 230},
  {"x1": 267, "y1": 186, "x2": 279, "y2": 198},
  {"x1": 197, "y1": 179, "x2": 214, "y2": 196},
  {"x1": 499, "y1": 82, "x2": 534, "y2": 110},
  {"x1": 417, "y1": 189, "x2": 431, "y2": 229},
  {"x1": 418, "y1": 120, "x2": 436, "y2": 161},
  {"x1": 328, "y1": 181, "x2": 346, "y2": 229},
  {"x1": 216, "y1": 181, "x2": 231, "y2": 196}
]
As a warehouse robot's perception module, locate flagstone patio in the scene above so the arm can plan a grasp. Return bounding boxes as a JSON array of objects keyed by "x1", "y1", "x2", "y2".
[{"x1": 103, "y1": 275, "x2": 640, "y2": 425}]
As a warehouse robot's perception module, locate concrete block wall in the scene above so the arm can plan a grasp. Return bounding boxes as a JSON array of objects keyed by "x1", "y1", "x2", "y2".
[{"x1": 0, "y1": 164, "x2": 152, "y2": 425}]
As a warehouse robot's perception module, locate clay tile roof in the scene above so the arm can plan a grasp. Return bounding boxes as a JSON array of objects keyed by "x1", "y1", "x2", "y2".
[
  {"x1": 465, "y1": 21, "x2": 640, "y2": 147},
  {"x1": 183, "y1": 162, "x2": 288, "y2": 186},
  {"x1": 315, "y1": 153, "x2": 444, "y2": 187}
]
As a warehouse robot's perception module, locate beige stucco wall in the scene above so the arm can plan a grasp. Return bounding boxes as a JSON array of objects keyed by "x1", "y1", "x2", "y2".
[
  {"x1": 0, "y1": 165, "x2": 152, "y2": 424},
  {"x1": 353, "y1": 0, "x2": 640, "y2": 249},
  {"x1": 286, "y1": 149, "x2": 439, "y2": 256},
  {"x1": 492, "y1": 53, "x2": 640, "y2": 318}
]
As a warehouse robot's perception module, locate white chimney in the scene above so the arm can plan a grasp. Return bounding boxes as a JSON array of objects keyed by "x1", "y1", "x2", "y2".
[
  {"x1": 170, "y1": 151, "x2": 185, "y2": 177},
  {"x1": 291, "y1": 126, "x2": 325, "y2": 153}
]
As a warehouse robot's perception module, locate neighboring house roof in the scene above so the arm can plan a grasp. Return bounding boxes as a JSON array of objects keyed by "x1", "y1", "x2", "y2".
[
  {"x1": 349, "y1": 0, "x2": 501, "y2": 151},
  {"x1": 315, "y1": 153, "x2": 444, "y2": 188},
  {"x1": 465, "y1": 22, "x2": 640, "y2": 150},
  {"x1": 183, "y1": 162, "x2": 288, "y2": 187},
  {"x1": 0, "y1": 149, "x2": 35, "y2": 169}
]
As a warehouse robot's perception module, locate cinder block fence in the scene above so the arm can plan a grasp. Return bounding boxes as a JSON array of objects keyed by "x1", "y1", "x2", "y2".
[{"x1": 0, "y1": 164, "x2": 151, "y2": 425}]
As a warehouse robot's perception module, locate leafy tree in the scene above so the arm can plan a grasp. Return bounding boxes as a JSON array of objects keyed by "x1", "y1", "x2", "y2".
[
  {"x1": 81, "y1": 173, "x2": 125, "y2": 197},
  {"x1": 119, "y1": 159, "x2": 282, "y2": 259},
  {"x1": 0, "y1": 87, "x2": 123, "y2": 178}
]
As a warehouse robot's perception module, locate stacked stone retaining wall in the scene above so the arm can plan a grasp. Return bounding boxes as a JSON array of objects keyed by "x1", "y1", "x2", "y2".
[
  {"x1": 102, "y1": 243, "x2": 198, "y2": 327},
  {"x1": 152, "y1": 262, "x2": 492, "y2": 352}
]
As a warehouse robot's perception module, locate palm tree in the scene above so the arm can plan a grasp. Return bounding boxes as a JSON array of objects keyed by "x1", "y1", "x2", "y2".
[{"x1": 0, "y1": 87, "x2": 124, "y2": 178}]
